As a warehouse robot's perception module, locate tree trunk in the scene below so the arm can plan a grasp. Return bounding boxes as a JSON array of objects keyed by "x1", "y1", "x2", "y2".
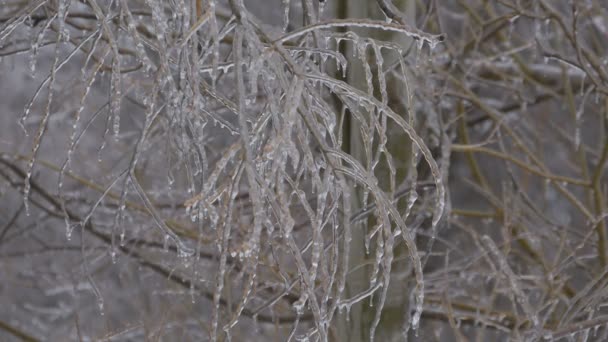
[{"x1": 334, "y1": 1, "x2": 416, "y2": 341}]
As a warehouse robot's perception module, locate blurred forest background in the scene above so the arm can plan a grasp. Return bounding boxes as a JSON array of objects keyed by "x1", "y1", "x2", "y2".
[{"x1": 0, "y1": 0, "x2": 607, "y2": 341}]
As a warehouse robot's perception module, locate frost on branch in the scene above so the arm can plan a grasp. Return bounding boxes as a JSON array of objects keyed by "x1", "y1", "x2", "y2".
[{"x1": 1, "y1": 0, "x2": 497, "y2": 340}]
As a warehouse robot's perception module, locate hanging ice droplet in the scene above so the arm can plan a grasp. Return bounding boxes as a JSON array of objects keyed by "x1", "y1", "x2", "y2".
[
  {"x1": 163, "y1": 235, "x2": 170, "y2": 252},
  {"x1": 411, "y1": 307, "x2": 421, "y2": 330},
  {"x1": 29, "y1": 42, "x2": 37, "y2": 77},
  {"x1": 97, "y1": 298, "x2": 105, "y2": 315},
  {"x1": 177, "y1": 246, "x2": 193, "y2": 258},
  {"x1": 429, "y1": 37, "x2": 439, "y2": 52},
  {"x1": 23, "y1": 175, "x2": 31, "y2": 216},
  {"x1": 111, "y1": 58, "x2": 121, "y2": 138},
  {"x1": 190, "y1": 281, "x2": 196, "y2": 304},
  {"x1": 319, "y1": 0, "x2": 326, "y2": 18},
  {"x1": 66, "y1": 224, "x2": 74, "y2": 241},
  {"x1": 292, "y1": 295, "x2": 307, "y2": 315},
  {"x1": 344, "y1": 304, "x2": 351, "y2": 322},
  {"x1": 416, "y1": 38, "x2": 425, "y2": 52}
]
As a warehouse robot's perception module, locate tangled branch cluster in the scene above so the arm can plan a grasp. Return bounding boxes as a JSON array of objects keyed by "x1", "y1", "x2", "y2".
[{"x1": 0, "y1": 0, "x2": 607, "y2": 341}]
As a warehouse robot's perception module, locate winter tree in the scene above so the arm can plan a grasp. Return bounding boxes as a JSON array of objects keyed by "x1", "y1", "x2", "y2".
[{"x1": 0, "y1": 0, "x2": 607, "y2": 341}]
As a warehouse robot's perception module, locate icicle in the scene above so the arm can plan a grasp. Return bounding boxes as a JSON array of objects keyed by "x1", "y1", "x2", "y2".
[
  {"x1": 56, "y1": 0, "x2": 69, "y2": 42},
  {"x1": 177, "y1": 245, "x2": 192, "y2": 259},
  {"x1": 318, "y1": 0, "x2": 326, "y2": 19},
  {"x1": 26, "y1": 16, "x2": 37, "y2": 78},
  {"x1": 163, "y1": 234, "x2": 170, "y2": 252},
  {"x1": 370, "y1": 225, "x2": 394, "y2": 341},
  {"x1": 190, "y1": 281, "x2": 196, "y2": 304},
  {"x1": 293, "y1": 294, "x2": 308, "y2": 316},
  {"x1": 415, "y1": 38, "x2": 424, "y2": 68},
  {"x1": 416, "y1": 37, "x2": 424, "y2": 52},
  {"x1": 98, "y1": 113, "x2": 112, "y2": 162},
  {"x1": 340, "y1": 57, "x2": 348, "y2": 78},
  {"x1": 60, "y1": 51, "x2": 109, "y2": 237},
  {"x1": 574, "y1": 108, "x2": 582, "y2": 150},
  {"x1": 358, "y1": 42, "x2": 374, "y2": 95},
  {"x1": 508, "y1": 15, "x2": 519, "y2": 41},
  {"x1": 110, "y1": 57, "x2": 122, "y2": 138},
  {"x1": 97, "y1": 298, "x2": 105, "y2": 315},
  {"x1": 23, "y1": 171, "x2": 31, "y2": 216},
  {"x1": 370, "y1": 231, "x2": 384, "y2": 286},
  {"x1": 20, "y1": 15, "x2": 57, "y2": 134},
  {"x1": 66, "y1": 223, "x2": 74, "y2": 241},
  {"x1": 23, "y1": 14, "x2": 68, "y2": 216},
  {"x1": 282, "y1": 0, "x2": 291, "y2": 31},
  {"x1": 372, "y1": 43, "x2": 387, "y2": 105}
]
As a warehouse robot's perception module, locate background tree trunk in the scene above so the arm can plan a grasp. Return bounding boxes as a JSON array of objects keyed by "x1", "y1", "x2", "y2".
[{"x1": 335, "y1": 0, "x2": 416, "y2": 340}]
